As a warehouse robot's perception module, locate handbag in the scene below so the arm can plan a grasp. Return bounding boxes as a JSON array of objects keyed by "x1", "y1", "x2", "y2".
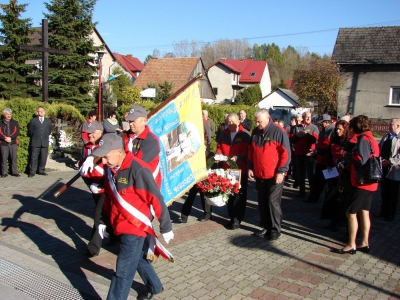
[{"x1": 355, "y1": 134, "x2": 382, "y2": 184}]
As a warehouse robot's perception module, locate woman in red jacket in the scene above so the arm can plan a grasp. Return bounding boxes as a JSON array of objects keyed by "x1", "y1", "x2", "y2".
[{"x1": 334, "y1": 115, "x2": 379, "y2": 254}]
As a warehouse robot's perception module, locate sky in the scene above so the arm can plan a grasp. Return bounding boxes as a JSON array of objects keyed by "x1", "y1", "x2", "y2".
[{"x1": 2, "y1": 0, "x2": 400, "y2": 63}]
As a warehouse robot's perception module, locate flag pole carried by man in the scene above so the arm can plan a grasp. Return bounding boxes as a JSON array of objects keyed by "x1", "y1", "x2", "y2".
[{"x1": 91, "y1": 133, "x2": 173, "y2": 300}]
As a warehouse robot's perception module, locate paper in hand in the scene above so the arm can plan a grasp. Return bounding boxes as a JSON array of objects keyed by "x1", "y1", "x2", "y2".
[{"x1": 322, "y1": 167, "x2": 339, "y2": 179}]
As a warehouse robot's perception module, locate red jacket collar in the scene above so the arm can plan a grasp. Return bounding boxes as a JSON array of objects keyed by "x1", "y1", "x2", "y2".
[
  {"x1": 128, "y1": 125, "x2": 150, "y2": 140},
  {"x1": 223, "y1": 124, "x2": 245, "y2": 135}
]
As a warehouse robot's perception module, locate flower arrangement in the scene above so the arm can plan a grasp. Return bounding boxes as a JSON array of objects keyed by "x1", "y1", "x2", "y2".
[{"x1": 197, "y1": 169, "x2": 240, "y2": 206}]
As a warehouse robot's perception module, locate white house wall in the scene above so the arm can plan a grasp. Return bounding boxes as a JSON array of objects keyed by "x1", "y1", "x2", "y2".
[
  {"x1": 89, "y1": 31, "x2": 114, "y2": 81},
  {"x1": 258, "y1": 91, "x2": 296, "y2": 109},
  {"x1": 259, "y1": 64, "x2": 272, "y2": 97}
]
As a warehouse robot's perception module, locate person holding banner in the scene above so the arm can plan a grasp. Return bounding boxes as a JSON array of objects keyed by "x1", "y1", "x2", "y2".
[
  {"x1": 91, "y1": 133, "x2": 174, "y2": 300},
  {"x1": 122, "y1": 106, "x2": 162, "y2": 188},
  {"x1": 79, "y1": 121, "x2": 116, "y2": 257},
  {"x1": 215, "y1": 113, "x2": 251, "y2": 229}
]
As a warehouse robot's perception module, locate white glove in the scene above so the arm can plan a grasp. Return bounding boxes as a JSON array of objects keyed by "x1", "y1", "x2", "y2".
[
  {"x1": 162, "y1": 231, "x2": 174, "y2": 244},
  {"x1": 98, "y1": 224, "x2": 107, "y2": 239},
  {"x1": 89, "y1": 183, "x2": 102, "y2": 194},
  {"x1": 80, "y1": 156, "x2": 94, "y2": 175}
]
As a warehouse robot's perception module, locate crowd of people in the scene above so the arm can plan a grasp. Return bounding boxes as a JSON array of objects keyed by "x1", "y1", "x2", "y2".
[{"x1": 1, "y1": 104, "x2": 399, "y2": 299}]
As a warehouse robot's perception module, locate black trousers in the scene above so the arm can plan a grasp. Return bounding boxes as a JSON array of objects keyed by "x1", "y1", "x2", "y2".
[
  {"x1": 380, "y1": 168, "x2": 400, "y2": 218},
  {"x1": 181, "y1": 185, "x2": 212, "y2": 219},
  {"x1": 308, "y1": 163, "x2": 332, "y2": 202},
  {"x1": 295, "y1": 155, "x2": 315, "y2": 193},
  {"x1": 255, "y1": 177, "x2": 284, "y2": 233},
  {"x1": 87, "y1": 193, "x2": 116, "y2": 255},
  {"x1": 29, "y1": 146, "x2": 48, "y2": 174},
  {"x1": 227, "y1": 174, "x2": 248, "y2": 222},
  {"x1": 1, "y1": 144, "x2": 18, "y2": 175}
]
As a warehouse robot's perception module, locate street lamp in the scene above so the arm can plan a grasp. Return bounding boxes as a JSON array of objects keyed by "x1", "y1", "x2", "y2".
[{"x1": 96, "y1": 51, "x2": 106, "y2": 121}]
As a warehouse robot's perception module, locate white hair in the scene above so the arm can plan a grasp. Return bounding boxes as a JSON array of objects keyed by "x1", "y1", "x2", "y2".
[
  {"x1": 254, "y1": 109, "x2": 269, "y2": 118},
  {"x1": 2, "y1": 108, "x2": 12, "y2": 114}
]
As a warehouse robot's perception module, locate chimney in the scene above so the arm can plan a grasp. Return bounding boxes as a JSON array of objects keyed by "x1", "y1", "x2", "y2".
[
  {"x1": 126, "y1": 54, "x2": 133, "y2": 58},
  {"x1": 221, "y1": 58, "x2": 226, "y2": 63}
]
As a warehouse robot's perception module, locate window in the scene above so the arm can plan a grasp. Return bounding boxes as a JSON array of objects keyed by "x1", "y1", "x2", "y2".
[
  {"x1": 213, "y1": 88, "x2": 218, "y2": 95},
  {"x1": 250, "y1": 72, "x2": 256, "y2": 77},
  {"x1": 390, "y1": 87, "x2": 400, "y2": 105}
]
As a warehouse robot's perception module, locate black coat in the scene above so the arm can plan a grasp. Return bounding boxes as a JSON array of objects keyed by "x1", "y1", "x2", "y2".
[
  {"x1": 240, "y1": 118, "x2": 253, "y2": 132},
  {"x1": 28, "y1": 117, "x2": 52, "y2": 147}
]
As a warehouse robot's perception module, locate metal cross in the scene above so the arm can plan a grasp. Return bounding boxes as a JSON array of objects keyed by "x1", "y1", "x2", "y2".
[{"x1": 18, "y1": 19, "x2": 70, "y2": 102}]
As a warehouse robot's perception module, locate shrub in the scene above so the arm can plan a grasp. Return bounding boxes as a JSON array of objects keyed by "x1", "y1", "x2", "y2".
[{"x1": 0, "y1": 98, "x2": 84, "y2": 173}]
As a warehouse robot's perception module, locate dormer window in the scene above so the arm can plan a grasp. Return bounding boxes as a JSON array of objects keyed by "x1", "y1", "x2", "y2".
[{"x1": 250, "y1": 72, "x2": 256, "y2": 77}]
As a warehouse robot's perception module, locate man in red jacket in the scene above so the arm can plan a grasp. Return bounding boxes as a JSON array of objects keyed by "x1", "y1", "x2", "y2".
[
  {"x1": 248, "y1": 109, "x2": 291, "y2": 241},
  {"x1": 216, "y1": 113, "x2": 251, "y2": 229},
  {"x1": 92, "y1": 133, "x2": 174, "y2": 300},
  {"x1": 122, "y1": 106, "x2": 161, "y2": 188},
  {"x1": 290, "y1": 111, "x2": 319, "y2": 197}
]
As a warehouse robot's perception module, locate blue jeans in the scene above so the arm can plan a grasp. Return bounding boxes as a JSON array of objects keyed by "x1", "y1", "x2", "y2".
[{"x1": 107, "y1": 234, "x2": 163, "y2": 300}]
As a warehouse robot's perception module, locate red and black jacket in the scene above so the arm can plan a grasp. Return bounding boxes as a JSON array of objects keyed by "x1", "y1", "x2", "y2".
[
  {"x1": 248, "y1": 120, "x2": 291, "y2": 179},
  {"x1": 0, "y1": 118, "x2": 19, "y2": 146},
  {"x1": 216, "y1": 124, "x2": 251, "y2": 173},
  {"x1": 122, "y1": 125, "x2": 161, "y2": 188},
  {"x1": 344, "y1": 131, "x2": 379, "y2": 191},
  {"x1": 315, "y1": 122, "x2": 335, "y2": 165},
  {"x1": 290, "y1": 122, "x2": 319, "y2": 155},
  {"x1": 103, "y1": 151, "x2": 172, "y2": 237}
]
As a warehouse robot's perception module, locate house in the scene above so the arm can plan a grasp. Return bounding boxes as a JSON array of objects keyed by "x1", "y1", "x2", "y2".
[
  {"x1": 112, "y1": 53, "x2": 144, "y2": 83},
  {"x1": 332, "y1": 26, "x2": 400, "y2": 120},
  {"x1": 133, "y1": 57, "x2": 215, "y2": 101},
  {"x1": 257, "y1": 88, "x2": 299, "y2": 126},
  {"x1": 207, "y1": 58, "x2": 271, "y2": 103},
  {"x1": 257, "y1": 88, "x2": 299, "y2": 110}
]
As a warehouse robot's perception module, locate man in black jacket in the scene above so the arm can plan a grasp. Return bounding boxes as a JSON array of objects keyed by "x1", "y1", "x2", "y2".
[
  {"x1": 0, "y1": 108, "x2": 20, "y2": 177},
  {"x1": 28, "y1": 107, "x2": 52, "y2": 177},
  {"x1": 239, "y1": 109, "x2": 253, "y2": 132}
]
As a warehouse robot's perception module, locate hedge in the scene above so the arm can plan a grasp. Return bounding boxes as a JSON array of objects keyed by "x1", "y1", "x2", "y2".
[{"x1": 0, "y1": 98, "x2": 84, "y2": 174}]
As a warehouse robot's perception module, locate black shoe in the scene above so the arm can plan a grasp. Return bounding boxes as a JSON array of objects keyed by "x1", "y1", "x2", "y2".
[
  {"x1": 265, "y1": 231, "x2": 281, "y2": 241},
  {"x1": 28, "y1": 174, "x2": 35, "y2": 178},
  {"x1": 137, "y1": 291, "x2": 153, "y2": 300},
  {"x1": 356, "y1": 245, "x2": 370, "y2": 253},
  {"x1": 178, "y1": 218, "x2": 188, "y2": 223},
  {"x1": 11, "y1": 173, "x2": 21, "y2": 177},
  {"x1": 253, "y1": 228, "x2": 267, "y2": 237},
  {"x1": 0, "y1": 174, "x2": 8, "y2": 178},
  {"x1": 332, "y1": 247, "x2": 356, "y2": 254},
  {"x1": 38, "y1": 172, "x2": 48, "y2": 176},
  {"x1": 84, "y1": 250, "x2": 98, "y2": 257}
]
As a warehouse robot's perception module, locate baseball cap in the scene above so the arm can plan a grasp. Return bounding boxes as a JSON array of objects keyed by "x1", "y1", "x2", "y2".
[
  {"x1": 318, "y1": 114, "x2": 332, "y2": 123},
  {"x1": 125, "y1": 106, "x2": 147, "y2": 122},
  {"x1": 86, "y1": 121, "x2": 104, "y2": 133},
  {"x1": 92, "y1": 133, "x2": 123, "y2": 157}
]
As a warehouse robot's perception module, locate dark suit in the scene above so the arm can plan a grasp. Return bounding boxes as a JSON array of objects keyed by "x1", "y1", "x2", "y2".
[
  {"x1": 28, "y1": 117, "x2": 52, "y2": 175},
  {"x1": 240, "y1": 118, "x2": 253, "y2": 132}
]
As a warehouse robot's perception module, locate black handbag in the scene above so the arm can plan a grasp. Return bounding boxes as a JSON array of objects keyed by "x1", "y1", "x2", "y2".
[{"x1": 355, "y1": 135, "x2": 382, "y2": 184}]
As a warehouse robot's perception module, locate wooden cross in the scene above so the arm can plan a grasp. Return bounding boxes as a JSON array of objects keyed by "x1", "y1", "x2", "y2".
[{"x1": 18, "y1": 19, "x2": 70, "y2": 102}]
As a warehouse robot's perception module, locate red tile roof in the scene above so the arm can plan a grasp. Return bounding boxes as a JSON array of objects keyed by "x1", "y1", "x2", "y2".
[
  {"x1": 113, "y1": 53, "x2": 144, "y2": 79},
  {"x1": 133, "y1": 57, "x2": 201, "y2": 93},
  {"x1": 209, "y1": 58, "x2": 267, "y2": 83}
]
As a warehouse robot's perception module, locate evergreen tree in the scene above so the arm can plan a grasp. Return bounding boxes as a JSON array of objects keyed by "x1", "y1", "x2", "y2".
[
  {"x1": 32, "y1": 0, "x2": 102, "y2": 114},
  {"x1": 0, "y1": 0, "x2": 36, "y2": 99},
  {"x1": 234, "y1": 85, "x2": 262, "y2": 106}
]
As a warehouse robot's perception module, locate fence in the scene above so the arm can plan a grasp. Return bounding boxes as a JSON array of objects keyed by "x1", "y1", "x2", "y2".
[{"x1": 371, "y1": 120, "x2": 388, "y2": 136}]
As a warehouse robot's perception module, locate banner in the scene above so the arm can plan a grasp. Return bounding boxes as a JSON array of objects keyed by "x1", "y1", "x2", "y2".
[{"x1": 147, "y1": 80, "x2": 207, "y2": 205}]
